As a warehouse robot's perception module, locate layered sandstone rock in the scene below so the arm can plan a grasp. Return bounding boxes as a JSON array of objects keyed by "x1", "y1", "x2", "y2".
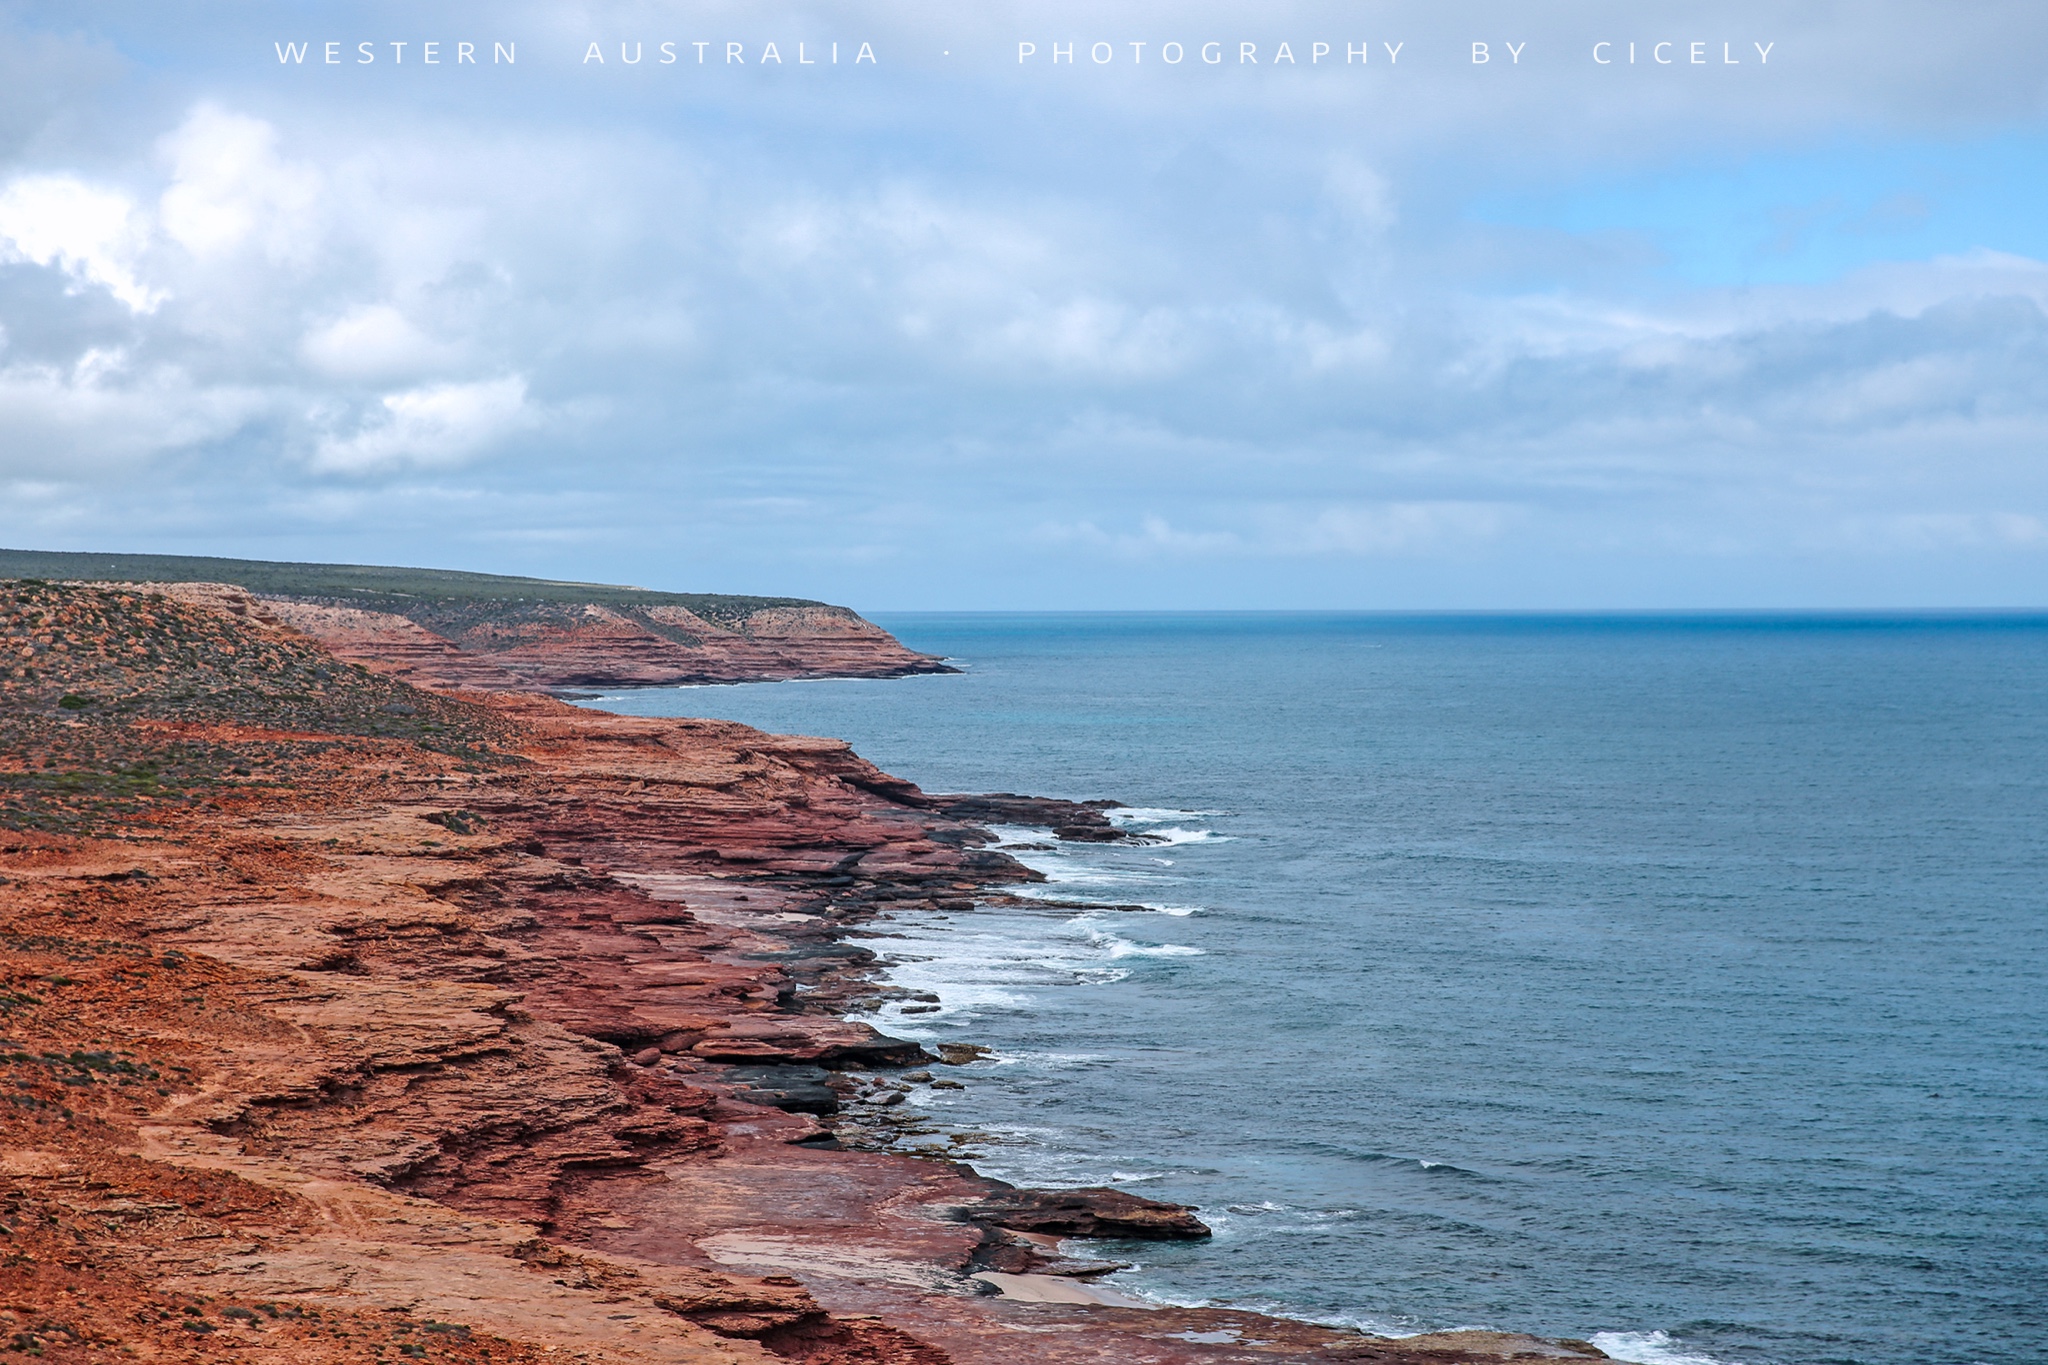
[
  {"x1": 260, "y1": 597, "x2": 953, "y2": 693},
  {"x1": 965, "y1": 1186, "x2": 1214, "y2": 1240},
  {"x1": 0, "y1": 545, "x2": 950, "y2": 692}
]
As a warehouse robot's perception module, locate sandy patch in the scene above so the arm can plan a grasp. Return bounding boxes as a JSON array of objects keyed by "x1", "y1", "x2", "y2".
[{"x1": 970, "y1": 1273, "x2": 1153, "y2": 1308}]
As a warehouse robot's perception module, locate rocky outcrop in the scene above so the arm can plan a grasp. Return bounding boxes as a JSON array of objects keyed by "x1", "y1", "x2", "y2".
[
  {"x1": 0, "y1": 578, "x2": 1607, "y2": 1365},
  {"x1": 934, "y1": 794, "x2": 1127, "y2": 842},
  {"x1": 965, "y1": 1186, "x2": 1213, "y2": 1240}
]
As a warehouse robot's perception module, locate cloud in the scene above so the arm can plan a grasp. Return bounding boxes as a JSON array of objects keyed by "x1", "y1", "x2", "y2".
[
  {"x1": 1822, "y1": 512, "x2": 2048, "y2": 551},
  {"x1": 310, "y1": 376, "x2": 536, "y2": 474},
  {"x1": 301, "y1": 304, "x2": 459, "y2": 380},
  {"x1": 978, "y1": 297, "x2": 1193, "y2": 376},
  {"x1": 1285, "y1": 501, "x2": 1515, "y2": 554},
  {"x1": 0, "y1": 103, "x2": 324, "y2": 315},
  {"x1": 0, "y1": 350, "x2": 263, "y2": 474},
  {"x1": 1038, "y1": 515, "x2": 1243, "y2": 559},
  {"x1": 158, "y1": 103, "x2": 322, "y2": 262},
  {"x1": 1037, "y1": 502, "x2": 1513, "y2": 560},
  {"x1": 2, "y1": 1, "x2": 2048, "y2": 606},
  {"x1": 0, "y1": 100, "x2": 543, "y2": 484},
  {"x1": 0, "y1": 175, "x2": 159, "y2": 312},
  {"x1": 1322, "y1": 156, "x2": 1396, "y2": 235}
]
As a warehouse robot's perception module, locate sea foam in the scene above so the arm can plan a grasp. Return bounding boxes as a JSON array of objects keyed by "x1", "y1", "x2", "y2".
[{"x1": 1590, "y1": 1331, "x2": 1741, "y2": 1365}]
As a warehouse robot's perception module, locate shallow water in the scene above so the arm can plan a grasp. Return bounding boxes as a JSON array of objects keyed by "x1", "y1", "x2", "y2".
[{"x1": 579, "y1": 613, "x2": 2048, "y2": 1365}]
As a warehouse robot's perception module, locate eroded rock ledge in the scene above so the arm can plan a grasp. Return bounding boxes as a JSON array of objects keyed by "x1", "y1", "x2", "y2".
[{"x1": 0, "y1": 578, "x2": 1605, "y2": 1364}]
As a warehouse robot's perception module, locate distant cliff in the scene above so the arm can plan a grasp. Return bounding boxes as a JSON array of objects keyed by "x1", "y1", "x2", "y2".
[{"x1": 0, "y1": 548, "x2": 953, "y2": 692}]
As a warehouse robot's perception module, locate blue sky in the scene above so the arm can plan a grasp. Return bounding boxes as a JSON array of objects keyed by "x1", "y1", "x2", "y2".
[
  {"x1": 0, "y1": 0, "x2": 2045, "y2": 609},
  {"x1": 1474, "y1": 134, "x2": 2048, "y2": 288}
]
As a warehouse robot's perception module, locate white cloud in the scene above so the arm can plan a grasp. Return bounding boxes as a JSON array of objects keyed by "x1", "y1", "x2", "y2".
[
  {"x1": 979, "y1": 297, "x2": 1193, "y2": 376},
  {"x1": 0, "y1": 174, "x2": 160, "y2": 312},
  {"x1": 1036, "y1": 502, "x2": 1514, "y2": 560},
  {"x1": 2, "y1": 9, "x2": 2046, "y2": 604},
  {"x1": 301, "y1": 304, "x2": 457, "y2": 380},
  {"x1": 1293, "y1": 320, "x2": 1392, "y2": 371},
  {"x1": 0, "y1": 104, "x2": 328, "y2": 320},
  {"x1": 1037, "y1": 515, "x2": 1242, "y2": 558},
  {"x1": 1825, "y1": 512, "x2": 2048, "y2": 551},
  {"x1": 1284, "y1": 501, "x2": 1516, "y2": 554},
  {"x1": 1323, "y1": 156, "x2": 1396, "y2": 235},
  {"x1": 310, "y1": 375, "x2": 535, "y2": 474},
  {"x1": 158, "y1": 104, "x2": 321, "y2": 262},
  {"x1": 0, "y1": 352, "x2": 262, "y2": 473}
]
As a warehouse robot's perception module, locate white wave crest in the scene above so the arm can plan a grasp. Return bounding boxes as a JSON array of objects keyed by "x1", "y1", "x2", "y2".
[
  {"x1": 1068, "y1": 917, "x2": 1205, "y2": 958},
  {"x1": 1104, "y1": 806, "x2": 1219, "y2": 824},
  {"x1": 1107, "y1": 939, "x2": 1204, "y2": 958},
  {"x1": 1035, "y1": 863, "x2": 1166, "y2": 885},
  {"x1": 1591, "y1": 1331, "x2": 1742, "y2": 1365},
  {"x1": 1144, "y1": 826, "x2": 1230, "y2": 846}
]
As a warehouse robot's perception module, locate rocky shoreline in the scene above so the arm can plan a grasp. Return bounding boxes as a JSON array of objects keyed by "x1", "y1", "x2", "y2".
[{"x1": 0, "y1": 578, "x2": 1606, "y2": 1363}]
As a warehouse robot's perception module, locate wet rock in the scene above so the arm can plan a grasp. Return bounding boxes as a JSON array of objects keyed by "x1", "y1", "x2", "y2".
[
  {"x1": 966, "y1": 1186, "x2": 1213, "y2": 1240},
  {"x1": 1043, "y1": 1259, "x2": 1133, "y2": 1278},
  {"x1": 1377, "y1": 1331, "x2": 1609, "y2": 1359},
  {"x1": 721, "y1": 1064, "x2": 841, "y2": 1115},
  {"x1": 690, "y1": 1019, "x2": 930, "y2": 1067},
  {"x1": 935, "y1": 794, "x2": 1127, "y2": 840}
]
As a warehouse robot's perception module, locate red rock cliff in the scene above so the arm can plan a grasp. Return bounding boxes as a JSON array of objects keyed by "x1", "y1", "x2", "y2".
[
  {"x1": 0, "y1": 548, "x2": 953, "y2": 693},
  {"x1": 251, "y1": 595, "x2": 950, "y2": 693}
]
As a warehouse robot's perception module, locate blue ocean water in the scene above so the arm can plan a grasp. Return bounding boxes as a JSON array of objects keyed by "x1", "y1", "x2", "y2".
[{"x1": 579, "y1": 614, "x2": 2048, "y2": 1365}]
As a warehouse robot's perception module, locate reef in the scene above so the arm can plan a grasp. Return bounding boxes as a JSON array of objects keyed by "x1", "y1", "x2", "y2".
[{"x1": 0, "y1": 578, "x2": 1606, "y2": 1364}]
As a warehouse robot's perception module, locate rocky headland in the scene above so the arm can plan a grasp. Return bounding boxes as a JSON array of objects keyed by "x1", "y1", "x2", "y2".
[
  {"x1": 0, "y1": 550, "x2": 954, "y2": 694},
  {"x1": 0, "y1": 576, "x2": 1605, "y2": 1364}
]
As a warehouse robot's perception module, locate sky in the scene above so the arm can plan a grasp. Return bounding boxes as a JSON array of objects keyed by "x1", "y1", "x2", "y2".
[{"x1": 1, "y1": 0, "x2": 2045, "y2": 609}]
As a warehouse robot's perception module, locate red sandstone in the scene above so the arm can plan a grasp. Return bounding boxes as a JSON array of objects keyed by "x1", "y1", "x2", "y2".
[{"x1": 256, "y1": 596, "x2": 951, "y2": 693}]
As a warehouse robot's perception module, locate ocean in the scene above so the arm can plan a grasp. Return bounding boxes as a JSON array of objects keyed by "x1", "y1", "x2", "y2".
[{"x1": 577, "y1": 613, "x2": 2048, "y2": 1365}]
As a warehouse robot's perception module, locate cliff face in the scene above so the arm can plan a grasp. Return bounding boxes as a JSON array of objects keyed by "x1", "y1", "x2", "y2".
[
  {"x1": 258, "y1": 596, "x2": 950, "y2": 692},
  {"x1": 0, "y1": 548, "x2": 953, "y2": 692},
  {"x1": 0, "y1": 580, "x2": 1602, "y2": 1365}
]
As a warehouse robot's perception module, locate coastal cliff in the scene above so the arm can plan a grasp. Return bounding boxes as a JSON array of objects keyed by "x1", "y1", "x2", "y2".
[
  {"x1": 0, "y1": 549, "x2": 953, "y2": 692},
  {"x1": 0, "y1": 578, "x2": 1604, "y2": 1364}
]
